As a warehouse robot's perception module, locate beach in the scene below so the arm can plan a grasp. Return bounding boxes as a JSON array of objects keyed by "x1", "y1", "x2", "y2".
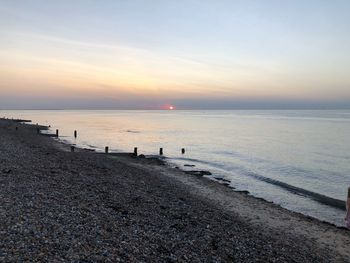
[
  {"x1": 1, "y1": 119, "x2": 350, "y2": 262},
  {"x1": 2, "y1": 109, "x2": 348, "y2": 226}
]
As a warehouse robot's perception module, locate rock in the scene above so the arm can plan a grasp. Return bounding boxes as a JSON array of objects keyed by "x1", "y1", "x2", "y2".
[
  {"x1": 215, "y1": 177, "x2": 230, "y2": 183},
  {"x1": 83, "y1": 148, "x2": 95, "y2": 152},
  {"x1": 237, "y1": 190, "x2": 250, "y2": 194},
  {"x1": 185, "y1": 170, "x2": 212, "y2": 176}
]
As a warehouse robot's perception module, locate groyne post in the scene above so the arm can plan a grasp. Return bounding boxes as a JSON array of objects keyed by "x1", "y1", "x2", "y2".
[
  {"x1": 182, "y1": 148, "x2": 185, "y2": 154},
  {"x1": 74, "y1": 130, "x2": 77, "y2": 138},
  {"x1": 71, "y1": 146, "x2": 75, "y2": 152},
  {"x1": 105, "y1": 146, "x2": 109, "y2": 154},
  {"x1": 134, "y1": 147, "x2": 138, "y2": 156},
  {"x1": 159, "y1": 148, "x2": 163, "y2": 155},
  {"x1": 56, "y1": 129, "x2": 59, "y2": 137},
  {"x1": 36, "y1": 128, "x2": 40, "y2": 134},
  {"x1": 15, "y1": 127, "x2": 18, "y2": 131}
]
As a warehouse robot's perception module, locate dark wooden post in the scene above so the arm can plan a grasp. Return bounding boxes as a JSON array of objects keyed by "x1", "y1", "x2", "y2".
[
  {"x1": 74, "y1": 130, "x2": 77, "y2": 138},
  {"x1": 134, "y1": 147, "x2": 138, "y2": 156},
  {"x1": 105, "y1": 146, "x2": 109, "y2": 154},
  {"x1": 71, "y1": 146, "x2": 75, "y2": 152},
  {"x1": 56, "y1": 129, "x2": 59, "y2": 137},
  {"x1": 37, "y1": 128, "x2": 40, "y2": 134},
  {"x1": 159, "y1": 148, "x2": 163, "y2": 155},
  {"x1": 15, "y1": 127, "x2": 18, "y2": 131},
  {"x1": 181, "y1": 148, "x2": 185, "y2": 154}
]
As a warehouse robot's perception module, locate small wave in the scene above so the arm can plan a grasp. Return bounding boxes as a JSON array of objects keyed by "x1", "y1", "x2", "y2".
[
  {"x1": 244, "y1": 171, "x2": 346, "y2": 210},
  {"x1": 170, "y1": 156, "x2": 346, "y2": 210},
  {"x1": 211, "y1": 150, "x2": 322, "y2": 180},
  {"x1": 125, "y1": 130, "x2": 140, "y2": 133},
  {"x1": 171, "y1": 157, "x2": 228, "y2": 170},
  {"x1": 314, "y1": 151, "x2": 350, "y2": 161},
  {"x1": 87, "y1": 145, "x2": 97, "y2": 148},
  {"x1": 211, "y1": 150, "x2": 266, "y2": 164}
]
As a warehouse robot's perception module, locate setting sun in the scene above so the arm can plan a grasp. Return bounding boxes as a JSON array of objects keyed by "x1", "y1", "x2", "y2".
[{"x1": 169, "y1": 106, "x2": 175, "y2": 110}]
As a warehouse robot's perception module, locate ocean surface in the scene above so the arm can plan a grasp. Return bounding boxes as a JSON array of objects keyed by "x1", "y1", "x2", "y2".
[{"x1": 2, "y1": 110, "x2": 350, "y2": 226}]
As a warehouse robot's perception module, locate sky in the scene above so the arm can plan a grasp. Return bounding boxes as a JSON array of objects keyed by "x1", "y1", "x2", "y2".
[{"x1": 0, "y1": 0, "x2": 350, "y2": 109}]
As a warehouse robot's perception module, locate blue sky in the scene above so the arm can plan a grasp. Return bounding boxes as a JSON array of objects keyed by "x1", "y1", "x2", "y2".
[{"x1": 0, "y1": 0, "x2": 350, "y2": 109}]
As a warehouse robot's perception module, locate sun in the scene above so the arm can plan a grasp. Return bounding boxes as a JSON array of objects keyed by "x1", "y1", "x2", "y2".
[{"x1": 163, "y1": 104, "x2": 175, "y2": 110}]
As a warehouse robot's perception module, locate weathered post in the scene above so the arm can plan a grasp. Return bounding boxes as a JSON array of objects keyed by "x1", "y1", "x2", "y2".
[
  {"x1": 159, "y1": 148, "x2": 163, "y2": 155},
  {"x1": 36, "y1": 128, "x2": 40, "y2": 134},
  {"x1": 105, "y1": 146, "x2": 109, "y2": 154},
  {"x1": 56, "y1": 129, "x2": 59, "y2": 137},
  {"x1": 71, "y1": 146, "x2": 75, "y2": 152},
  {"x1": 15, "y1": 127, "x2": 18, "y2": 131},
  {"x1": 134, "y1": 147, "x2": 138, "y2": 156},
  {"x1": 181, "y1": 148, "x2": 185, "y2": 154},
  {"x1": 74, "y1": 130, "x2": 77, "y2": 138}
]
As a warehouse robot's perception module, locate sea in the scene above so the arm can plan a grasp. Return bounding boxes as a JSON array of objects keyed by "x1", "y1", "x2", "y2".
[{"x1": 1, "y1": 109, "x2": 349, "y2": 226}]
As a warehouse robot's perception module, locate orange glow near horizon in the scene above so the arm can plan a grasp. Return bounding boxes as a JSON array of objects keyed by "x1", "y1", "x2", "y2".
[
  {"x1": 1, "y1": 2, "x2": 350, "y2": 110},
  {"x1": 1, "y1": 36, "x2": 350, "y2": 105},
  {"x1": 162, "y1": 104, "x2": 175, "y2": 110}
]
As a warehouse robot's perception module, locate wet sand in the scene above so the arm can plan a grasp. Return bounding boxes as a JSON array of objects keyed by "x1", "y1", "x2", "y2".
[{"x1": 0, "y1": 119, "x2": 349, "y2": 262}]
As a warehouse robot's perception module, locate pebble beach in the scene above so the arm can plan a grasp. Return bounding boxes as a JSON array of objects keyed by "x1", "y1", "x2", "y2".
[{"x1": 1, "y1": 119, "x2": 350, "y2": 262}]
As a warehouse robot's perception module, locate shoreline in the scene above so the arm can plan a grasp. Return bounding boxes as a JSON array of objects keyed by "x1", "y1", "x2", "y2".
[
  {"x1": 2, "y1": 113, "x2": 347, "y2": 223},
  {"x1": 1, "y1": 118, "x2": 350, "y2": 261},
  {"x1": 42, "y1": 119, "x2": 346, "y2": 227}
]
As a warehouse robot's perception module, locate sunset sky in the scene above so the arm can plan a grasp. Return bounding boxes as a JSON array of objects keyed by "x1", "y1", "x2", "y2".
[{"x1": 1, "y1": 0, "x2": 350, "y2": 109}]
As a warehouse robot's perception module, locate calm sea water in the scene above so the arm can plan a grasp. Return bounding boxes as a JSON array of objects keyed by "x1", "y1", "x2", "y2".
[{"x1": 2, "y1": 110, "x2": 350, "y2": 226}]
